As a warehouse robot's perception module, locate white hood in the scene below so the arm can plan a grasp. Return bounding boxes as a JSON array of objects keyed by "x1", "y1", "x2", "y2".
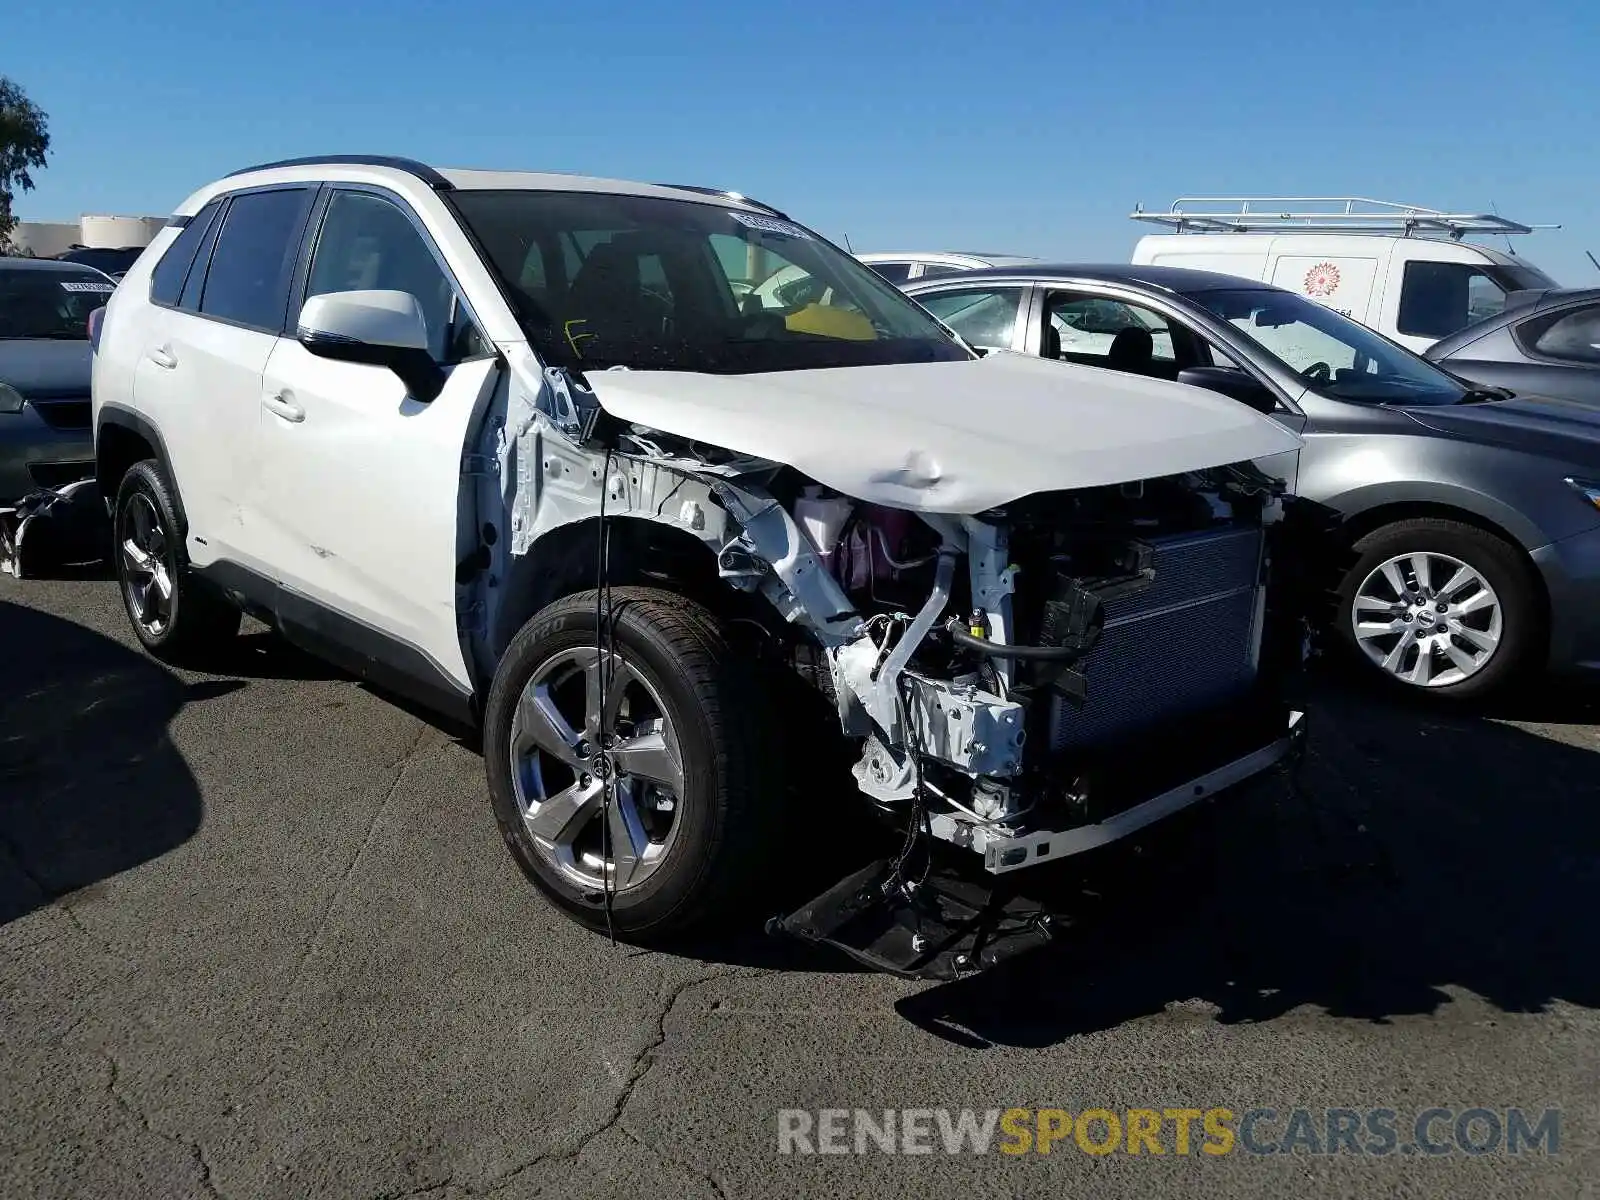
[{"x1": 584, "y1": 350, "x2": 1302, "y2": 514}]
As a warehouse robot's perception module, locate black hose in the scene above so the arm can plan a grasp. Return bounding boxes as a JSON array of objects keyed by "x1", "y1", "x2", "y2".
[{"x1": 944, "y1": 617, "x2": 1095, "y2": 661}]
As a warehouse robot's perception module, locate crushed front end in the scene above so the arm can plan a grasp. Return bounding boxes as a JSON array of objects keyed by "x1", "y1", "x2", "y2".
[{"x1": 769, "y1": 462, "x2": 1310, "y2": 977}]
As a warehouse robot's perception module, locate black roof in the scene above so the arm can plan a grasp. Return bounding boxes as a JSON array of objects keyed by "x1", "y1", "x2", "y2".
[{"x1": 904, "y1": 262, "x2": 1283, "y2": 294}]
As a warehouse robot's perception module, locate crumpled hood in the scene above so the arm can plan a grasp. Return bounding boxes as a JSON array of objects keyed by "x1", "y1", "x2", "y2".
[
  {"x1": 584, "y1": 351, "x2": 1302, "y2": 513},
  {"x1": 1401, "y1": 393, "x2": 1600, "y2": 462},
  {"x1": 0, "y1": 339, "x2": 93, "y2": 395}
]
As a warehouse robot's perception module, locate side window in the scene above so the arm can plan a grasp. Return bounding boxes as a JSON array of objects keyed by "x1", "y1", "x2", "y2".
[
  {"x1": 1524, "y1": 305, "x2": 1600, "y2": 364},
  {"x1": 1397, "y1": 262, "x2": 1509, "y2": 340},
  {"x1": 913, "y1": 263, "x2": 966, "y2": 280},
  {"x1": 305, "y1": 190, "x2": 488, "y2": 364},
  {"x1": 866, "y1": 261, "x2": 913, "y2": 285},
  {"x1": 197, "y1": 188, "x2": 314, "y2": 331},
  {"x1": 917, "y1": 287, "x2": 1023, "y2": 350},
  {"x1": 1045, "y1": 293, "x2": 1176, "y2": 369},
  {"x1": 149, "y1": 200, "x2": 222, "y2": 306}
]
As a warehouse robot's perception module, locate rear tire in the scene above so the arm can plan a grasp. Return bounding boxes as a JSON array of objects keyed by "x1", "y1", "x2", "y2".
[
  {"x1": 112, "y1": 459, "x2": 241, "y2": 665},
  {"x1": 483, "y1": 588, "x2": 782, "y2": 942},
  {"x1": 1334, "y1": 517, "x2": 1542, "y2": 700}
]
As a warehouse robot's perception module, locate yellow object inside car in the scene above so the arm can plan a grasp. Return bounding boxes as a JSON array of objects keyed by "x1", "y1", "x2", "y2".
[{"x1": 784, "y1": 303, "x2": 877, "y2": 341}]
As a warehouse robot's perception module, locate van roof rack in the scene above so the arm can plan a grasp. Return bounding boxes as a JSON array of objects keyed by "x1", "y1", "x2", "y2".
[{"x1": 1130, "y1": 196, "x2": 1560, "y2": 240}]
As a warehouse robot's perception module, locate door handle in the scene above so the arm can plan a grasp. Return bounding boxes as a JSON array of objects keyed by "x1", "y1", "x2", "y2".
[
  {"x1": 148, "y1": 346, "x2": 177, "y2": 369},
  {"x1": 264, "y1": 391, "x2": 305, "y2": 423}
]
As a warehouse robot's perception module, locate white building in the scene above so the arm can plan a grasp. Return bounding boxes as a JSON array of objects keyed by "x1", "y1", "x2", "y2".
[{"x1": 7, "y1": 213, "x2": 167, "y2": 258}]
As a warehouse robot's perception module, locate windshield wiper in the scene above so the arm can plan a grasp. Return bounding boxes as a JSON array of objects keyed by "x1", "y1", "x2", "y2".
[{"x1": 1458, "y1": 385, "x2": 1513, "y2": 404}]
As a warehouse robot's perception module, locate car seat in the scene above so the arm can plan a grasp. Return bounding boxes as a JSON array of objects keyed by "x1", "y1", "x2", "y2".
[{"x1": 1107, "y1": 326, "x2": 1154, "y2": 374}]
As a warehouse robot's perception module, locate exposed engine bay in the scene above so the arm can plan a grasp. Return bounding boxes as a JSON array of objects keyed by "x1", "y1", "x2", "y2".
[{"x1": 471, "y1": 360, "x2": 1310, "y2": 977}]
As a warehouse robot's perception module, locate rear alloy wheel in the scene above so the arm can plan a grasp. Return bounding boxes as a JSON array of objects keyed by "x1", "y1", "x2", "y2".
[
  {"x1": 1336, "y1": 518, "x2": 1541, "y2": 700},
  {"x1": 113, "y1": 459, "x2": 241, "y2": 663}
]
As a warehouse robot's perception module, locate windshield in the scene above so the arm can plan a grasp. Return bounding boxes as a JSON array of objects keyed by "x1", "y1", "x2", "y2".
[
  {"x1": 448, "y1": 190, "x2": 970, "y2": 374},
  {"x1": 1189, "y1": 287, "x2": 1470, "y2": 406},
  {"x1": 0, "y1": 268, "x2": 115, "y2": 340}
]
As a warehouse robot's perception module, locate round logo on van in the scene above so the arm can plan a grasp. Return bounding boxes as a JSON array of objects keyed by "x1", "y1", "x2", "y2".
[{"x1": 1304, "y1": 262, "x2": 1341, "y2": 298}]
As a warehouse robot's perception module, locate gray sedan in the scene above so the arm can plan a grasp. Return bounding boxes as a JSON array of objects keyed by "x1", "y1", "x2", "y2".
[
  {"x1": 0, "y1": 257, "x2": 115, "y2": 504},
  {"x1": 905, "y1": 264, "x2": 1600, "y2": 700}
]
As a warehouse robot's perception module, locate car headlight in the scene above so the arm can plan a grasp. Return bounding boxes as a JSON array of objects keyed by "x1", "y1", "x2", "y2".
[
  {"x1": 0, "y1": 383, "x2": 25, "y2": 415},
  {"x1": 1566, "y1": 477, "x2": 1600, "y2": 513}
]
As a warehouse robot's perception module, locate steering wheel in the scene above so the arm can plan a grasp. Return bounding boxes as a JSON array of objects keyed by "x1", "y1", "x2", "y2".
[{"x1": 1301, "y1": 361, "x2": 1333, "y2": 384}]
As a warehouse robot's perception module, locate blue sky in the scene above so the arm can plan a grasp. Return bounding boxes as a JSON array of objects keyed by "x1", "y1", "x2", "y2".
[{"x1": 10, "y1": 0, "x2": 1598, "y2": 282}]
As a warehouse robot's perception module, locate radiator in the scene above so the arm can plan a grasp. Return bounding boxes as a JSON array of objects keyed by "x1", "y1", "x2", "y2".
[{"x1": 1048, "y1": 525, "x2": 1265, "y2": 751}]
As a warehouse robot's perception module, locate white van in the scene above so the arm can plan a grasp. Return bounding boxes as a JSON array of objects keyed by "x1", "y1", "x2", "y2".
[{"x1": 1129, "y1": 197, "x2": 1562, "y2": 354}]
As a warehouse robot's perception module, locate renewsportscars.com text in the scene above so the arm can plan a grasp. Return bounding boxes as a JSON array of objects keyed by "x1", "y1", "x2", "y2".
[{"x1": 777, "y1": 1106, "x2": 1561, "y2": 1157}]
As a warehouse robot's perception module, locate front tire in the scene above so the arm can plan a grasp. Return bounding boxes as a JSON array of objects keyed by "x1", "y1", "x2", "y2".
[
  {"x1": 483, "y1": 588, "x2": 781, "y2": 942},
  {"x1": 113, "y1": 459, "x2": 241, "y2": 664},
  {"x1": 1334, "y1": 517, "x2": 1543, "y2": 700}
]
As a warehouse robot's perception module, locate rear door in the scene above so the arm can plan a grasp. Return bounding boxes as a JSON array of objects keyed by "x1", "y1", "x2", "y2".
[
  {"x1": 252, "y1": 185, "x2": 501, "y2": 696},
  {"x1": 132, "y1": 184, "x2": 317, "y2": 570}
]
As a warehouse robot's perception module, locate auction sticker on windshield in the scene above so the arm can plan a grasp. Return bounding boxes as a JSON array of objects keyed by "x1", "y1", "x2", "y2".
[{"x1": 730, "y1": 212, "x2": 812, "y2": 240}]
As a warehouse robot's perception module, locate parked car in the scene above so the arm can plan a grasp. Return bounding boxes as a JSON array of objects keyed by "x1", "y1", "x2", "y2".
[
  {"x1": 1425, "y1": 287, "x2": 1600, "y2": 408},
  {"x1": 1128, "y1": 197, "x2": 1562, "y2": 354},
  {"x1": 54, "y1": 246, "x2": 147, "y2": 280},
  {"x1": 856, "y1": 250, "x2": 1038, "y2": 285},
  {"x1": 92, "y1": 156, "x2": 1308, "y2": 956},
  {"x1": 903, "y1": 264, "x2": 1600, "y2": 699},
  {"x1": 0, "y1": 257, "x2": 116, "y2": 504}
]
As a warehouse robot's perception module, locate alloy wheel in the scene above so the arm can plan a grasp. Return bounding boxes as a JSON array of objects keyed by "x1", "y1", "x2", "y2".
[
  {"x1": 508, "y1": 646, "x2": 686, "y2": 894},
  {"x1": 1350, "y1": 551, "x2": 1502, "y2": 688},
  {"x1": 121, "y1": 492, "x2": 174, "y2": 638}
]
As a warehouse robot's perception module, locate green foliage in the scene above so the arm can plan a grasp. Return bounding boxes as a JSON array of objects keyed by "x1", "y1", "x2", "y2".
[{"x1": 0, "y1": 76, "x2": 51, "y2": 247}]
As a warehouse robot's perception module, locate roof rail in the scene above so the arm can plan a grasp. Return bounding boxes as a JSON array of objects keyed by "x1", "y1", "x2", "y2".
[
  {"x1": 658, "y1": 184, "x2": 788, "y2": 219},
  {"x1": 1130, "y1": 196, "x2": 1560, "y2": 240},
  {"x1": 224, "y1": 155, "x2": 453, "y2": 190}
]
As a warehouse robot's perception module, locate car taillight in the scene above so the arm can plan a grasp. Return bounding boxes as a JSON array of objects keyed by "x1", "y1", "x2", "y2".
[{"x1": 88, "y1": 306, "x2": 106, "y2": 354}]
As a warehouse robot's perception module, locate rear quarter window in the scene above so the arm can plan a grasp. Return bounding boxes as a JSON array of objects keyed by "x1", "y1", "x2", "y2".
[{"x1": 150, "y1": 200, "x2": 223, "y2": 306}]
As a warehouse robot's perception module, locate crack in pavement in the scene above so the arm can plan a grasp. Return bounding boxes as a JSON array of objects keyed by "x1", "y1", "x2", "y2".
[
  {"x1": 270, "y1": 720, "x2": 433, "y2": 1027},
  {"x1": 477, "y1": 967, "x2": 749, "y2": 1197},
  {"x1": 618, "y1": 1123, "x2": 729, "y2": 1200},
  {"x1": 105, "y1": 1052, "x2": 223, "y2": 1200}
]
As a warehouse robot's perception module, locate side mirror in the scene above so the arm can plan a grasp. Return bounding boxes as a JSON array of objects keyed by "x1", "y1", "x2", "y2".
[
  {"x1": 297, "y1": 289, "x2": 445, "y2": 403},
  {"x1": 1177, "y1": 365, "x2": 1279, "y2": 415}
]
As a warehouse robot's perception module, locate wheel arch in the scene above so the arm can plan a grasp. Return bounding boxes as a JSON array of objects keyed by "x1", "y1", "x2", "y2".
[
  {"x1": 96, "y1": 405, "x2": 186, "y2": 534},
  {"x1": 486, "y1": 515, "x2": 741, "y2": 671}
]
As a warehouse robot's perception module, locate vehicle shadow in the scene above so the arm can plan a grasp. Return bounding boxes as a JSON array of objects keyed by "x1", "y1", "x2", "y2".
[
  {"x1": 0, "y1": 600, "x2": 222, "y2": 926},
  {"x1": 894, "y1": 665, "x2": 1600, "y2": 1046}
]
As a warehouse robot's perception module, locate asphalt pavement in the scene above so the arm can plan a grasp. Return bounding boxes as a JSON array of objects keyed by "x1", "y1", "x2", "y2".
[{"x1": 3, "y1": 572, "x2": 1599, "y2": 1199}]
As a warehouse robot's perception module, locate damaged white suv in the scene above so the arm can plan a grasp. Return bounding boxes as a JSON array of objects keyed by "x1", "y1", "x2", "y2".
[{"x1": 92, "y1": 157, "x2": 1308, "y2": 962}]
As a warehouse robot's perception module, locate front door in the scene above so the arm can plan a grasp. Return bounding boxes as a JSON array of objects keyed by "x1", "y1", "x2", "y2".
[{"x1": 252, "y1": 186, "x2": 502, "y2": 697}]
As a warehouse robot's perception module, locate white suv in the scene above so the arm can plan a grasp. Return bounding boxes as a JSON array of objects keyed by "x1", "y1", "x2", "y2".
[{"x1": 91, "y1": 156, "x2": 1307, "y2": 959}]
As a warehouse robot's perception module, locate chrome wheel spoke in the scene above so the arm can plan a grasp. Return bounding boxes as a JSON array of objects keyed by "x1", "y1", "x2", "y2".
[
  {"x1": 579, "y1": 651, "x2": 629, "y2": 742},
  {"x1": 1408, "y1": 554, "x2": 1433, "y2": 593},
  {"x1": 1380, "y1": 629, "x2": 1417, "y2": 674},
  {"x1": 526, "y1": 778, "x2": 602, "y2": 845},
  {"x1": 605, "y1": 784, "x2": 649, "y2": 891},
  {"x1": 122, "y1": 538, "x2": 153, "y2": 576},
  {"x1": 1443, "y1": 640, "x2": 1481, "y2": 675},
  {"x1": 1407, "y1": 644, "x2": 1436, "y2": 686},
  {"x1": 1454, "y1": 589, "x2": 1495, "y2": 616},
  {"x1": 1450, "y1": 620, "x2": 1499, "y2": 653},
  {"x1": 1438, "y1": 565, "x2": 1474, "y2": 599},
  {"x1": 1354, "y1": 617, "x2": 1407, "y2": 641},
  {"x1": 609, "y1": 727, "x2": 682, "y2": 793},
  {"x1": 511, "y1": 685, "x2": 585, "y2": 768},
  {"x1": 1379, "y1": 560, "x2": 1408, "y2": 598}
]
